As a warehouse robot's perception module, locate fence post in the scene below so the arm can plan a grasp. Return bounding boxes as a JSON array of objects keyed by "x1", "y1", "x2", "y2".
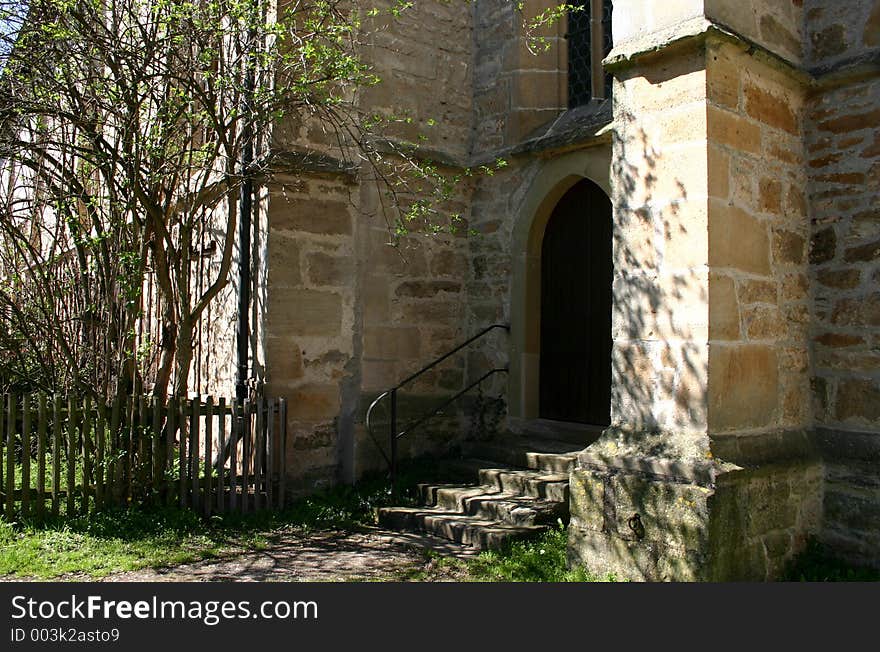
[
  {"x1": 95, "y1": 399, "x2": 106, "y2": 512},
  {"x1": 217, "y1": 397, "x2": 226, "y2": 513},
  {"x1": 204, "y1": 397, "x2": 213, "y2": 517},
  {"x1": 254, "y1": 396, "x2": 263, "y2": 512},
  {"x1": 137, "y1": 395, "x2": 147, "y2": 501},
  {"x1": 189, "y1": 397, "x2": 200, "y2": 511},
  {"x1": 266, "y1": 397, "x2": 275, "y2": 509},
  {"x1": 390, "y1": 388, "x2": 398, "y2": 496},
  {"x1": 81, "y1": 395, "x2": 92, "y2": 515},
  {"x1": 241, "y1": 398, "x2": 250, "y2": 514},
  {"x1": 152, "y1": 396, "x2": 162, "y2": 505},
  {"x1": 67, "y1": 396, "x2": 77, "y2": 516},
  {"x1": 166, "y1": 397, "x2": 176, "y2": 507},
  {"x1": 37, "y1": 394, "x2": 47, "y2": 519},
  {"x1": 109, "y1": 393, "x2": 122, "y2": 507},
  {"x1": 230, "y1": 399, "x2": 238, "y2": 512},
  {"x1": 178, "y1": 398, "x2": 187, "y2": 508},
  {"x1": 5, "y1": 395, "x2": 14, "y2": 519},
  {"x1": 52, "y1": 396, "x2": 61, "y2": 516},
  {"x1": 21, "y1": 394, "x2": 31, "y2": 518}
]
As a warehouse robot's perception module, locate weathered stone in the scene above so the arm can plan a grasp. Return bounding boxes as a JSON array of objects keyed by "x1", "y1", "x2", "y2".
[
  {"x1": 772, "y1": 229, "x2": 806, "y2": 265},
  {"x1": 866, "y1": 1, "x2": 880, "y2": 46},
  {"x1": 271, "y1": 289, "x2": 342, "y2": 336},
  {"x1": 708, "y1": 106, "x2": 762, "y2": 154},
  {"x1": 816, "y1": 268, "x2": 861, "y2": 289},
  {"x1": 709, "y1": 202, "x2": 771, "y2": 274},
  {"x1": 271, "y1": 198, "x2": 353, "y2": 235},
  {"x1": 814, "y1": 332, "x2": 864, "y2": 348},
  {"x1": 759, "y1": 14, "x2": 803, "y2": 60},
  {"x1": 363, "y1": 326, "x2": 421, "y2": 360},
  {"x1": 394, "y1": 280, "x2": 462, "y2": 298},
  {"x1": 844, "y1": 239, "x2": 880, "y2": 263},
  {"x1": 743, "y1": 304, "x2": 787, "y2": 340},
  {"x1": 811, "y1": 24, "x2": 848, "y2": 61},
  {"x1": 809, "y1": 226, "x2": 837, "y2": 264},
  {"x1": 744, "y1": 82, "x2": 799, "y2": 135},
  {"x1": 814, "y1": 172, "x2": 866, "y2": 185},
  {"x1": 708, "y1": 145, "x2": 730, "y2": 199},
  {"x1": 781, "y1": 273, "x2": 808, "y2": 302},
  {"x1": 266, "y1": 337, "x2": 304, "y2": 383},
  {"x1": 268, "y1": 233, "x2": 302, "y2": 287},
  {"x1": 709, "y1": 345, "x2": 778, "y2": 431},
  {"x1": 709, "y1": 273, "x2": 740, "y2": 340},
  {"x1": 430, "y1": 249, "x2": 468, "y2": 276},
  {"x1": 758, "y1": 177, "x2": 783, "y2": 214},
  {"x1": 287, "y1": 383, "x2": 341, "y2": 420},
  {"x1": 831, "y1": 293, "x2": 880, "y2": 327},
  {"x1": 818, "y1": 108, "x2": 880, "y2": 134},
  {"x1": 307, "y1": 252, "x2": 352, "y2": 286},
  {"x1": 836, "y1": 379, "x2": 880, "y2": 423},
  {"x1": 739, "y1": 279, "x2": 777, "y2": 305}
]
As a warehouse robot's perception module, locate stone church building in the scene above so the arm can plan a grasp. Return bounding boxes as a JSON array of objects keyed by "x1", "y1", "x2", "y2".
[{"x1": 208, "y1": 1, "x2": 880, "y2": 580}]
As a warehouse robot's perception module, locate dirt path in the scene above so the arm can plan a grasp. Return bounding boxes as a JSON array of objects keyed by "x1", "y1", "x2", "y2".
[{"x1": 100, "y1": 528, "x2": 476, "y2": 582}]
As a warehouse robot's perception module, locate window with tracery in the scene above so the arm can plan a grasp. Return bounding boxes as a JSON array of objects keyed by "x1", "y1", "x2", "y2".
[{"x1": 566, "y1": 0, "x2": 613, "y2": 107}]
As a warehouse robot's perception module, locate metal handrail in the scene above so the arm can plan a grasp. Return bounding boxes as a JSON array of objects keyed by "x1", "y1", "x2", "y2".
[{"x1": 364, "y1": 323, "x2": 510, "y2": 493}]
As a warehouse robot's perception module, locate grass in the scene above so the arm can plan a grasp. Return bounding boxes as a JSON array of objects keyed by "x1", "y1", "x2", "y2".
[
  {"x1": 0, "y1": 458, "x2": 444, "y2": 580},
  {"x1": 407, "y1": 520, "x2": 615, "y2": 582}
]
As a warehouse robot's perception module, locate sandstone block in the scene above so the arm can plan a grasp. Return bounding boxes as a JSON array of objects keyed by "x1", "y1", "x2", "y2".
[
  {"x1": 268, "y1": 233, "x2": 302, "y2": 287},
  {"x1": 271, "y1": 198, "x2": 352, "y2": 236},
  {"x1": 739, "y1": 279, "x2": 777, "y2": 305},
  {"x1": 287, "y1": 383, "x2": 340, "y2": 420},
  {"x1": 363, "y1": 326, "x2": 422, "y2": 360},
  {"x1": 270, "y1": 289, "x2": 342, "y2": 336},
  {"x1": 836, "y1": 378, "x2": 880, "y2": 424},
  {"x1": 758, "y1": 177, "x2": 783, "y2": 215},
  {"x1": 816, "y1": 268, "x2": 860, "y2": 289},
  {"x1": 266, "y1": 337, "x2": 304, "y2": 383},
  {"x1": 708, "y1": 145, "x2": 730, "y2": 199},
  {"x1": 709, "y1": 202, "x2": 771, "y2": 274},
  {"x1": 809, "y1": 227, "x2": 837, "y2": 265},
  {"x1": 744, "y1": 82, "x2": 798, "y2": 135},
  {"x1": 743, "y1": 305, "x2": 787, "y2": 340},
  {"x1": 772, "y1": 228, "x2": 806, "y2": 265},
  {"x1": 709, "y1": 273, "x2": 740, "y2": 340},
  {"x1": 307, "y1": 251, "x2": 353, "y2": 286},
  {"x1": 394, "y1": 280, "x2": 462, "y2": 298},
  {"x1": 708, "y1": 106, "x2": 762, "y2": 155},
  {"x1": 709, "y1": 344, "x2": 778, "y2": 431}
]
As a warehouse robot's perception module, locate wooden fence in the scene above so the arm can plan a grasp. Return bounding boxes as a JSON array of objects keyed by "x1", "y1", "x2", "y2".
[{"x1": 0, "y1": 393, "x2": 288, "y2": 520}]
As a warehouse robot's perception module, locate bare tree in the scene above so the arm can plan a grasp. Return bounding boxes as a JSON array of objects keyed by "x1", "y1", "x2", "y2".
[{"x1": 0, "y1": 0, "x2": 566, "y2": 399}]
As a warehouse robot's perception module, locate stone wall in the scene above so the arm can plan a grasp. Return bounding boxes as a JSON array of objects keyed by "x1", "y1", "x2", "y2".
[
  {"x1": 569, "y1": 15, "x2": 825, "y2": 580},
  {"x1": 706, "y1": 0, "x2": 805, "y2": 64},
  {"x1": 805, "y1": 0, "x2": 880, "y2": 70},
  {"x1": 804, "y1": 0, "x2": 880, "y2": 567},
  {"x1": 263, "y1": 0, "x2": 480, "y2": 490},
  {"x1": 604, "y1": 42, "x2": 710, "y2": 453},
  {"x1": 705, "y1": 36, "x2": 812, "y2": 459},
  {"x1": 473, "y1": 0, "x2": 567, "y2": 152}
]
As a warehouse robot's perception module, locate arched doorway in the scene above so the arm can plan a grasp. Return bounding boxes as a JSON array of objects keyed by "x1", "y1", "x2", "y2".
[{"x1": 539, "y1": 178, "x2": 612, "y2": 425}]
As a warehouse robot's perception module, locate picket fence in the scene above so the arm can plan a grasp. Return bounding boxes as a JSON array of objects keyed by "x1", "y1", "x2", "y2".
[{"x1": 0, "y1": 393, "x2": 288, "y2": 519}]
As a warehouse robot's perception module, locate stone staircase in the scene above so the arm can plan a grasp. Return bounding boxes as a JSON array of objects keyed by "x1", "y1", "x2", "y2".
[{"x1": 378, "y1": 435, "x2": 590, "y2": 550}]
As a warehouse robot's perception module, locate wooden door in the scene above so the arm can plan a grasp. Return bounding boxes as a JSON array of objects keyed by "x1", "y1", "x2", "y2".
[{"x1": 539, "y1": 178, "x2": 612, "y2": 425}]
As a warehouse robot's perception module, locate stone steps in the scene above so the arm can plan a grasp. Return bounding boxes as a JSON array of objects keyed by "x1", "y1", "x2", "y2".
[{"x1": 378, "y1": 436, "x2": 586, "y2": 550}]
